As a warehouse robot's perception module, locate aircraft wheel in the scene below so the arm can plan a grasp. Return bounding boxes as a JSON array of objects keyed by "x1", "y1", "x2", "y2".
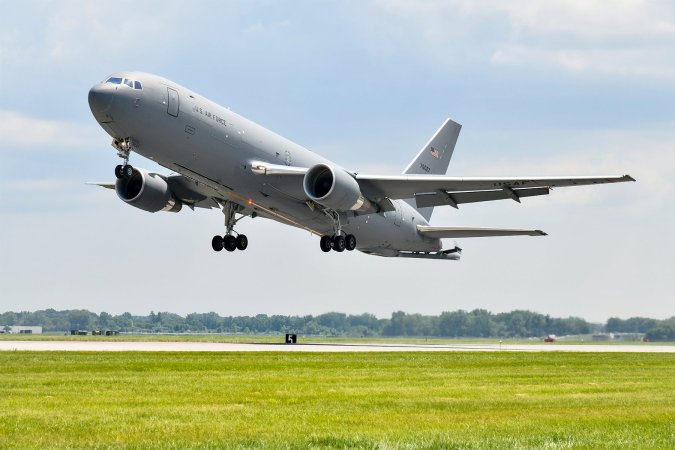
[
  {"x1": 211, "y1": 235, "x2": 223, "y2": 251},
  {"x1": 333, "y1": 235, "x2": 346, "y2": 252},
  {"x1": 122, "y1": 164, "x2": 134, "y2": 178},
  {"x1": 320, "y1": 236, "x2": 332, "y2": 252},
  {"x1": 236, "y1": 234, "x2": 248, "y2": 251},
  {"x1": 345, "y1": 234, "x2": 356, "y2": 251},
  {"x1": 224, "y1": 235, "x2": 237, "y2": 252},
  {"x1": 114, "y1": 165, "x2": 124, "y2": 179}
]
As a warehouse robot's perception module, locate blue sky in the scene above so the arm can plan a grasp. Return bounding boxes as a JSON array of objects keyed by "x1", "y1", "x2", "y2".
[{"x1": 1, "y1": 1, "x2": 673, "y2": 321}]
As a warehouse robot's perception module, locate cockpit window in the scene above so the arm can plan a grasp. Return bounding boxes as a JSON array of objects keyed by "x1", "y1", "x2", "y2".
[{"x1": 104, "y1": 76, "x2": 142, "y2": 89}]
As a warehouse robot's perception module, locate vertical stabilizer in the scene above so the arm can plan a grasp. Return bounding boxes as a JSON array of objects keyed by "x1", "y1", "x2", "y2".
[{"x1": 403, "y1": 118, "x2": 461, "y2": 221}]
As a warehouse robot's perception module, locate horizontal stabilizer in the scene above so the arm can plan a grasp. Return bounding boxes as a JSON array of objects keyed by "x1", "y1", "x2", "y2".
[{"x1": 417, "y1": 225, "x2": 547, "y2": 239}]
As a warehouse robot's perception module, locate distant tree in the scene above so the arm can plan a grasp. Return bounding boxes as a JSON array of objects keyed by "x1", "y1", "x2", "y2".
[
  {"x1": 0, "y1": 312, "x2": 17, "y2": 326},
  {"x1": 383, "y1": 311, "x2": 407, "y2": 336},
  {"x1": 317, "y1": 312, "x2": 347, "y2": 332},
  {"x1": 438, "y1": 310, "x2": 469, "y2": 337},
  {"x1": 606, "y1": 317, "x2": 623, "y2": 332},
  {"x1": 99, "y1": 312, "x2": 112, "y2": 328},
  {"x1": 645, "y1": 323, "x2": 675, "y2": 341},
  {"x1": 68, "y1": 310, "x2": 95, "y2": 331},
  {"x1": 606, "y1": 317, "x2": 659, "y2": 333}
]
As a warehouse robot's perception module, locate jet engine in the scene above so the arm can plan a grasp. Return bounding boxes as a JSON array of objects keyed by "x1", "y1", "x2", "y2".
[
  {"x1": 115, "y1": 167, "x2": 182, "y2": 213},
  {"x1": 303, "y1": 163, "x2": 373, "y2": 212}
]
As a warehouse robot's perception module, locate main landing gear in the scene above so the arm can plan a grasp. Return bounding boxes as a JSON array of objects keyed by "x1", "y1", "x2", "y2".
[
  {"x1": 212, "y1": 234, "x2": 248, "y2": 252},
  {"x1": 320, "y1": 234, "x2": 356, "y2": 253},
  {"x1": 211, "y1": 201, "x2": 249, "y2": 253},
  {"x1": 319, "y1": 209, "x2": 356, "y2": 253},
  {"x1": 112, "y1": 138, "x2": 134, "y2": 179}
]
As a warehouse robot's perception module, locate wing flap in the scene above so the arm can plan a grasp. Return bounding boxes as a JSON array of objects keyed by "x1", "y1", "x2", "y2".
[
  {"x1": 417, "y1": 225, "x2": 547, "y2": 238},
  {"x1": 357, "y1": 174, "x2": 634, "y2": 201},
  {"x1": 414, "y1": 186, "x2": 550, "y2": 208}
]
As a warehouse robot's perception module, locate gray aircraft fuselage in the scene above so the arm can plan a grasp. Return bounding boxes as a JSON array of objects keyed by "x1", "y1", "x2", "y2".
[{"x1": 88, "y1": 72, "x2": 438, "y2": 255}]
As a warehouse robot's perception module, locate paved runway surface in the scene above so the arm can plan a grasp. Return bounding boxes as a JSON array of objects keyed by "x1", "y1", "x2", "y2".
[{"x1": 1, "y1": 341, "x2": 674, "y2": 352}]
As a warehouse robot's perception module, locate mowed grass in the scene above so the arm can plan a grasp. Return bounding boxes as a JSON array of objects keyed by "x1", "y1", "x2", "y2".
[{"x1": 0, "y1": 352, "x2": 673, "y2": 449}]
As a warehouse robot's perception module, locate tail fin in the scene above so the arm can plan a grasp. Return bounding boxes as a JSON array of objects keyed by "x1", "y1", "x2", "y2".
[{"x1": 403, "y1": 118, "x2": 462, "y2": 221}]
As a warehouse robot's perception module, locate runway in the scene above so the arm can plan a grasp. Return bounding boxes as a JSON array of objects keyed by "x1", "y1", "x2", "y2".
[{"x1": 1, "y1": 340, "x2": 673, "y2": 352}]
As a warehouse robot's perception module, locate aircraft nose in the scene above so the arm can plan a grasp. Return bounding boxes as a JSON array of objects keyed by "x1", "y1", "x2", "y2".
[{"x1": 88, "y1": 84, "x2": 114, "y2": 114}]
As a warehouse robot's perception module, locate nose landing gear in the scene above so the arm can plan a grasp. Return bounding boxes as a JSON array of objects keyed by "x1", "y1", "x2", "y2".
[
  {"x1": 211, "y1": 201, "x2": 249, "y2": 253},
  {"x1": 114, "y1": 164, "x2": 134, "y2": 179},
  {"x1": 112, "y1": 138, "x2": 135, "y2": 179}
]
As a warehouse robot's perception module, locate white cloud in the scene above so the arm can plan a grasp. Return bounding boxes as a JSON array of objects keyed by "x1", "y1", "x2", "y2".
[
  {"x1": 368, "y1": 0, "x2": 675, "y2": 77},
  {"x1": 0, "y1": 1, "x2": 181, "y2": 72},
  {"x1": 491, "y1": 44, "x2": 675, "y2": 78},
  {"x1": 0, "y1": 110, "x2": 97, "y2": 148},
  {"x1": 452, "y1": 128, "x2": 674, "y2": 208},
  {"x1": 3, "y1": 179, "x2": 72, "y2": 191}
]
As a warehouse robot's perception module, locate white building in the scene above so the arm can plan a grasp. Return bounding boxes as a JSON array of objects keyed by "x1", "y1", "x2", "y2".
[{"x1": 0, "y1": 325, "x2": 43, "y2": 334}]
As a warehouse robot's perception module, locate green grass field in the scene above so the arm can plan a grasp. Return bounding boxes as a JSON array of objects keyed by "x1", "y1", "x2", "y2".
[{"x1": 0, "y1": 352, "x2": 673, "y2": 449}]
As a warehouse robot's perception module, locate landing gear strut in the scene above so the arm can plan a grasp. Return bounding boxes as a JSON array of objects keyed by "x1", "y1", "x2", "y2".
[
  {"x1": 319, "y1": 209, "x2": 356, "y2": 253},
  {"x1": 211, "y1": 201, "x2": 249, "y2": 253},
  {"x1": 112, "y1": 138, "x2": 134, "y2": 179}
]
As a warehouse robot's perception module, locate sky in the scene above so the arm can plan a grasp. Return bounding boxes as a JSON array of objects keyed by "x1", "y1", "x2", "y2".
[{"x1": 1, "y1": 0, "x2": 673, "y2": 322}]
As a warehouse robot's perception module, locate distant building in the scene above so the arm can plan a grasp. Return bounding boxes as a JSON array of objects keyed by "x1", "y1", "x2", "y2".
[{"x1": 0, "y1": 325, "x2": 43, "y2": 334}]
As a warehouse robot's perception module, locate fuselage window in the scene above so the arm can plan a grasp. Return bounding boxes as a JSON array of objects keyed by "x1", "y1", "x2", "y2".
[
  {"x1": 106, "y1": 77, "x2": 123, "y2": 85},
  {"x1": 134, "y1": 80, "x2": 142, "y2": 90},
  {"x1": 123, "y1": 79, "x2": 133, "y2": 88}
]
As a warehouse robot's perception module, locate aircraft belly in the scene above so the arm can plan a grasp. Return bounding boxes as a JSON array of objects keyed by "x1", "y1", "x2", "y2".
[{"x1": 343, "y1": 209, "x2": 440, "y2": 253}]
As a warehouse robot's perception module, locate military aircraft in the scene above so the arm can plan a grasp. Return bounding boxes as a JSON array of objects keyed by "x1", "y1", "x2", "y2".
[{"x1": 88, "y1": 72, "x2": 634, "y2": 260}]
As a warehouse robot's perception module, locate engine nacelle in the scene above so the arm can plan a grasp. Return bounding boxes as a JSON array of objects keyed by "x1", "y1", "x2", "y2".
[
  {"x1": 303, "y1": 163, "x2": 373, "y2": 212},
  {"x1": 115, "y1": 167, "x2": 182, "y2": 213}
]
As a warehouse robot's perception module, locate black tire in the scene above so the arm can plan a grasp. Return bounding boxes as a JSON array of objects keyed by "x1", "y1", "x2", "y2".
[
  {"x1": 224, "y1": 235, "x2": 237, "y2": 252},
  {"x1": 236, "y1": 234, "x2": 248, "y2": 251},
  {"x1": 114, "y1": 165, "x2": 124, "y2": 179},
  {"x1": 333, "y1": 235, "x2": 346, "y2": 252},
  {"x1": 320, "y1": 236, "x2": 332, "y2": 252},
  {"x1": 211, "y1": 235, "x2": 223, "y2": 251},
  {"x1": 345, "y1": 234, "x2": 356, "y2": 251},
  {"x1": 123, "y1": 164, "x2": 134, "y2": 178}
]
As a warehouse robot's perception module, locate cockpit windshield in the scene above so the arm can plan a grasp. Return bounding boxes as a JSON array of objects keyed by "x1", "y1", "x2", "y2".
[{"x1": 105, "y1": 76, "x2": 142, "y2": 90}]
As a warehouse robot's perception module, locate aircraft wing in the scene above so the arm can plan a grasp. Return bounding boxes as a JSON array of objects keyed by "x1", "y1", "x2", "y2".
[
  {"x1": 355, "y1": 174, "x2": 635, "y2": 207},
  {"x1": 417, "y1": 225, "x2": 546, "y2": 238},
  {"x1": 86, "y1": 182, "x2": 115, "y2": 189}
]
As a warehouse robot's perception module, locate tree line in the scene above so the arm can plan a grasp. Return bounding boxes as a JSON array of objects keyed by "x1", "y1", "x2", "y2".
[{"x1": 1, "y1": 309, "x2": 673, "y2": 340}]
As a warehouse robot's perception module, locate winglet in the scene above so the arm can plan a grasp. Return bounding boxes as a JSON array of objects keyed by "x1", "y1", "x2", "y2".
[{"x1": 622, "y1": 174, "x2": 636, "y2": 182}]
